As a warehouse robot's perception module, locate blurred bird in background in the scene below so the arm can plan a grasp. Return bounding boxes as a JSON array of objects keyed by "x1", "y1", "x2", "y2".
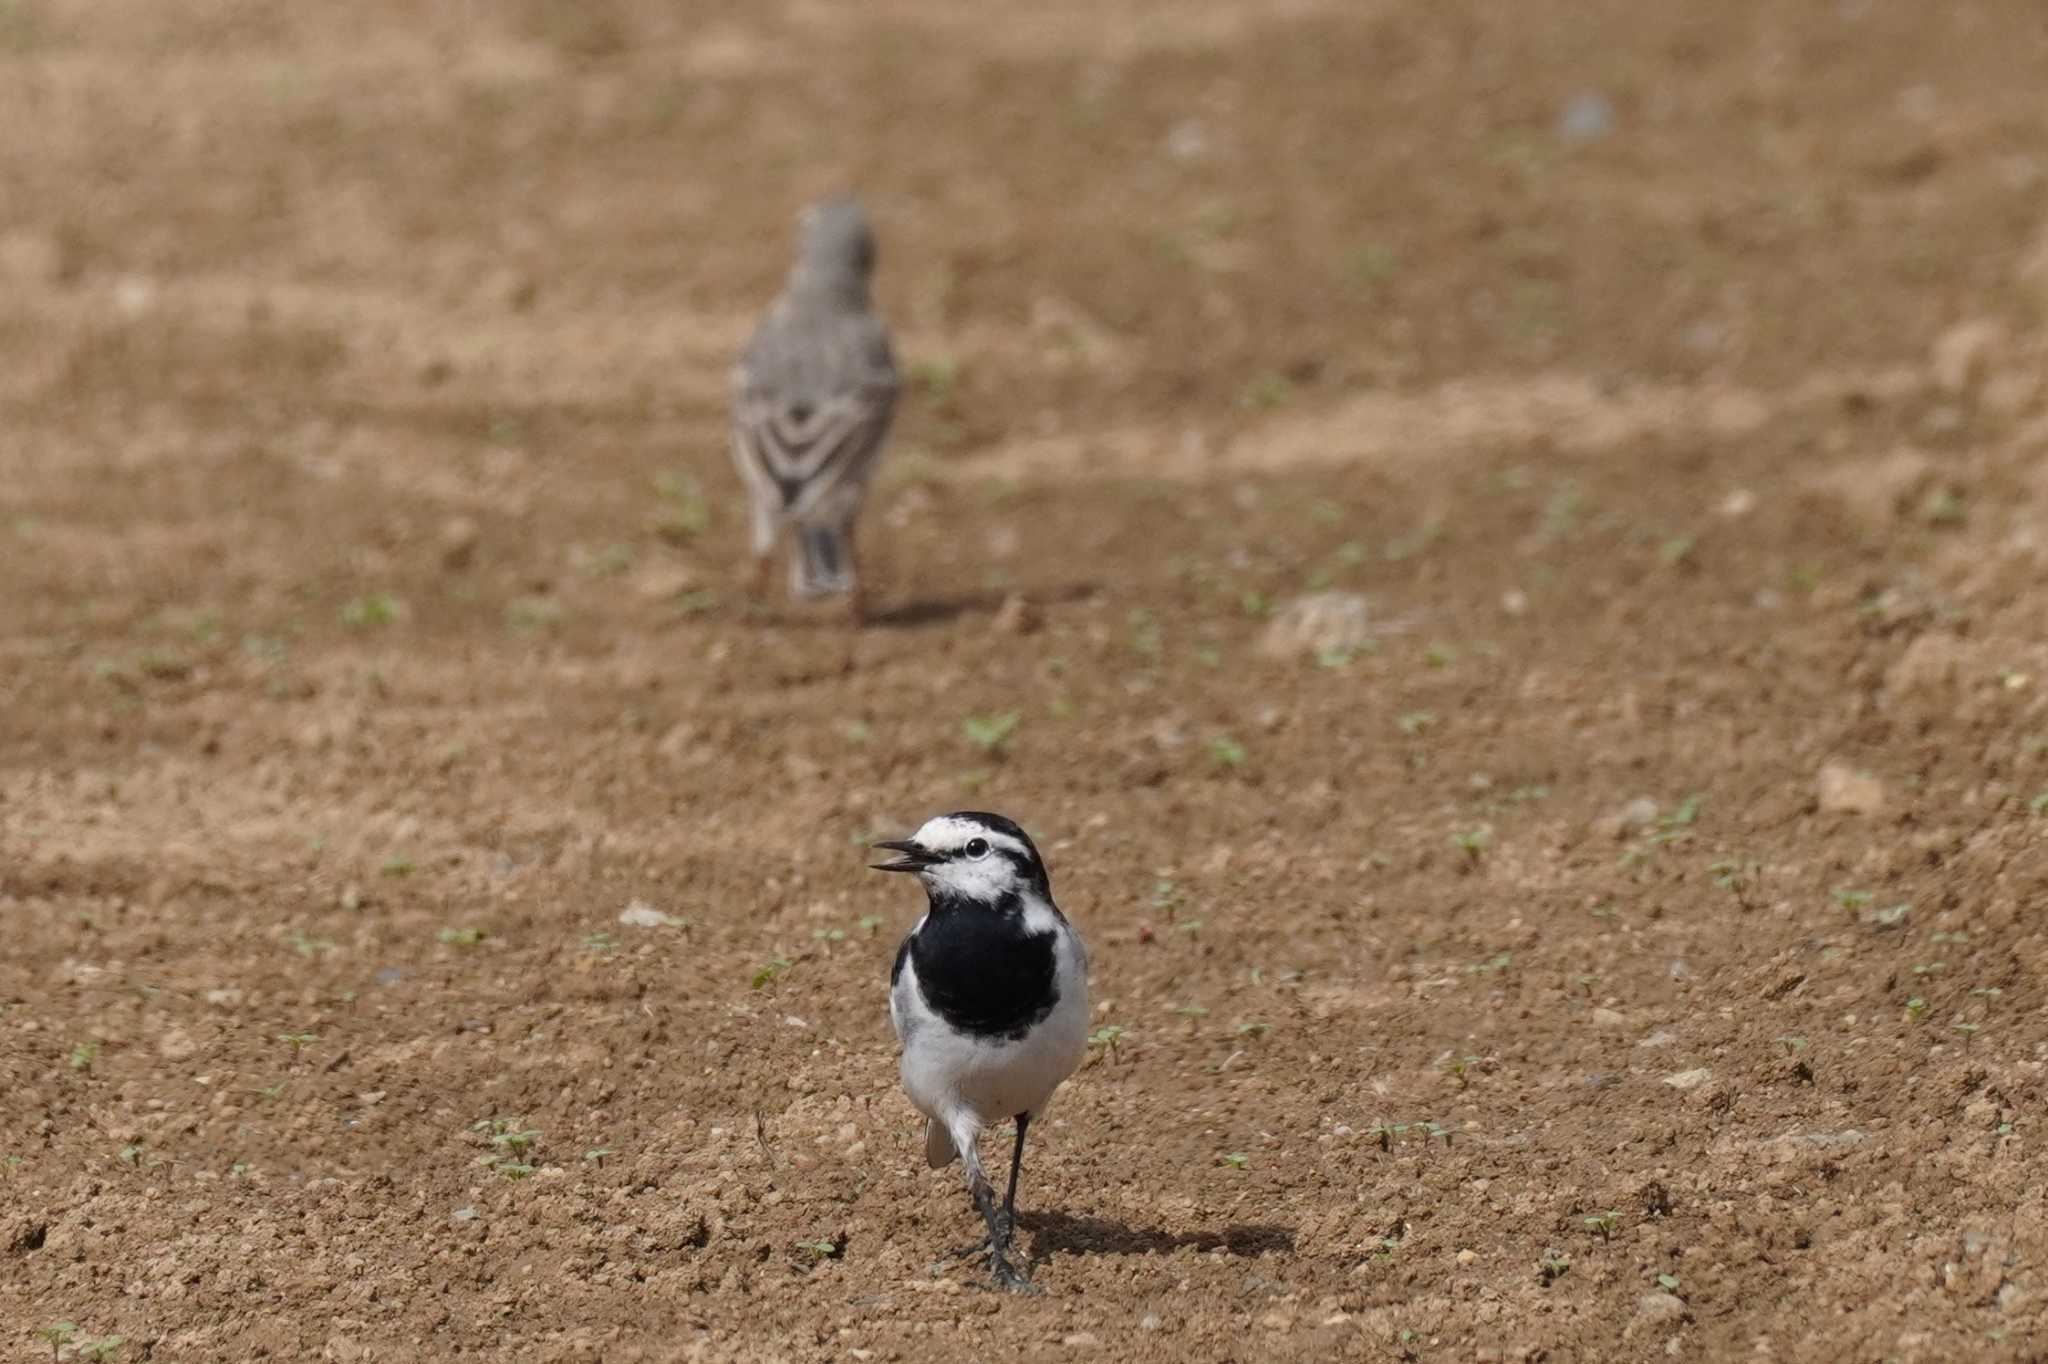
[{"x1": 730, "y1": 196, "x2": 899, "y2": 622}]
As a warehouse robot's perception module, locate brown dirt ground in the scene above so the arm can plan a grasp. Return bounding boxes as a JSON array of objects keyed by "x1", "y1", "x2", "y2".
[{"x1": 5, "y1": 1, "x2": 2048, "y2": 1360}]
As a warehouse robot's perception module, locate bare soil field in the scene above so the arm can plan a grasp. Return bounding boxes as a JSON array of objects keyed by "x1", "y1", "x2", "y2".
[{"x1": 5, "y1": 1, "x2": 2048, "y2": 1359}]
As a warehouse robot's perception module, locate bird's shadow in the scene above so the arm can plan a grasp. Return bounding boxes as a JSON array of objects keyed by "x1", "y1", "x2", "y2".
[
  {"x1": 865, "y1": 581, "x2": 1099, "y2": 630},
  {"x1": 1020, "y1": 1211, "x2": 1295, "y2": 1262}
]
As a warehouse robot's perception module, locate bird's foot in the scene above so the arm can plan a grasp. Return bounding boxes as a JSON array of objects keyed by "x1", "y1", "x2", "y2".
[{"x1": 988, "y1": 1251, "x2": 1041, "y2": 1296}]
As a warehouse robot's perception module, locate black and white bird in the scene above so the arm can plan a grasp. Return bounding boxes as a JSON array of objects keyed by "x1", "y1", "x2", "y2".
[
  {"x1": 872, "y1": 812, "x2": 1091, "y2": 1292},
  {"x1": 730, "y1": 196, "x2": 899, "y2": 621}
]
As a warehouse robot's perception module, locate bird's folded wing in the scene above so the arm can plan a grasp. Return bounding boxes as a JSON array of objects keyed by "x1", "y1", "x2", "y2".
[{"x1": 733, "y1": 387, "x2": 894, "y2": 515}]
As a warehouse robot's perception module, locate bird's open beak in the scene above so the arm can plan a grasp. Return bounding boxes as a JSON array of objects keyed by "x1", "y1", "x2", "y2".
[{"x1": 870, "y1": 839, "x2": 937, "y2": 873}]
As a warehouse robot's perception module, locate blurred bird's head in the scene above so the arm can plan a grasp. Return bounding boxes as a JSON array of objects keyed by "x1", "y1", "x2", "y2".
[
  {"x1": 872, "y1": 811, "x2": 1052, "y2": 906},
  {"x1": 793, "y1": 196, "x2": 877, "y2": 287}
]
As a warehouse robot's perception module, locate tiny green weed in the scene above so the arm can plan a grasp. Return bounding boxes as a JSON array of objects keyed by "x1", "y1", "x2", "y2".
[
  {"x1": 340, "y1": 593, "x2": 401, "y2": 628},
  {"x1": 34, "y1": 1323, "x2": 77, "y2": 1361},
  {"x1": 962, "y1": 710, "x2": 1021, "y2": 755},
  {"x1": 652, "y1": 471, "x2": 710, "y2": 543}
]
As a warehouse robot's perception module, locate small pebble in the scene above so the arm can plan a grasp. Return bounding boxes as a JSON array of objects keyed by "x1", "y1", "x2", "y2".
[{"x1": 1557, "y1": 91, "x2": 1616, "y2": 142}]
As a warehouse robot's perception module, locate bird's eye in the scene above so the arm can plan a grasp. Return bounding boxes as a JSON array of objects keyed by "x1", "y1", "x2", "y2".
[{"x1": 964, "y1": 837, "x2": 991, "y2": 859}]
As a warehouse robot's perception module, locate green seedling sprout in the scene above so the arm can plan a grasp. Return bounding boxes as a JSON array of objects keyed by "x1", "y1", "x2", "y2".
[
  {"x1": 1452, "y1": 827, "x2": 1491, "y2": 863},
  {"x1": 1396, "y1": 711, "x2": 1435, "y2": 736},
  {"x1": 1539, "y1": 1249, "x2": 1572, "y2": 1284},
  {"x1": 652, "y1": 471, "x2": 710, "y2": 542},
  {"x1": 1708, "y1": 860, "x2": 1760, "y2": 908},
  {"x1": 1235, "y1": 1022, "x2": 1271, "y2": 1039},
  {"x1": 751, "y1": 957, "x2": 793, "y2": 989},
  {"x1": 858, "y1": 915, "x2": 884, "y2": 937},
  {"x1": 75, "y1": 1337, "x2": 124, "y2": 1362},
  {"x1": 1583, "y1": 1210, "x2": 1620, "y2": 1241},
  {"x1": 1087, "y1": 1024, "x2": 1127, "y2": 1062},
  {"x1": 961, "y1": 710, "x2": 1021, "y2": 755},
  {"x1": 340, "y1": 593, "x2": 401, "y2": 628},
  {"x1": 1218, "y1": 1152, "x2": 1250, "y2": 1169},
  {"x1": 583, "y1": 1148, "x2": 614, "y2": 1166},
  {"x1": 278, "y1": 1032, "x2": 315, "y2": 1058},
  {"x1": 1208, "y1": 736, "x2": 1247, "y2": 768},
  {"x1": 437, "y1": 927, "x2": 485, "y2": 946},
  {"x1": 795, "y1": 1237, "x2": 842, "y2": 1259},
  {"x1": 1905, "y1": 997, "x2": 1928, "y2": 1022},
  {"x1": 1128, "y1": 609, "x2": 1163, "y2": 658},
  {"x1": 69, "y1": 1042, "x2": 98, "y2": 1072},
  {"x1": 34, "y1": 1323, "x2": 77, "y2": 1362},
  {"x1": 1656, "y1": 1273, "x2": 1681, "y2": 1293}
]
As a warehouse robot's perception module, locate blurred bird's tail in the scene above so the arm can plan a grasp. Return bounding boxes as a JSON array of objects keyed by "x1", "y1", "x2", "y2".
[{"x1": 791, "y1": 522, "x2": 854, "y2": 599}]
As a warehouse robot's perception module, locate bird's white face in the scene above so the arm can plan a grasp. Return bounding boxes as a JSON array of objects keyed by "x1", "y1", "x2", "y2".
[{"x1": 875, "y1": 814, "x2": 1041, "y2": 905}]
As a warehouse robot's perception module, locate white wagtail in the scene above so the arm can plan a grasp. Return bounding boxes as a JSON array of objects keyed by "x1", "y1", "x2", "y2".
[
  {"x1": 872, "y1": 812, "x2": 1091, "y2": 1293},
  {"x1": 730, "y1": 196, "x2": 899, "y2": 622}
]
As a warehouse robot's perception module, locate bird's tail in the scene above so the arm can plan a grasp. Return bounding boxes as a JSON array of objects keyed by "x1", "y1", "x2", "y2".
[
  {"x1": 924, "y1": 1119, "x2": 957, "y2": 1169},
  {"x1": 790, "y1": 522, "x2": 855, "y2": 599}
]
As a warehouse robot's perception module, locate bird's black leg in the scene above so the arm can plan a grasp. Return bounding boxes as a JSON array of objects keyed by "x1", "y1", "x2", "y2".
[
  {"x1": 1002, "y1": 1112, "x2": 1030, "y2": 1245},
  {"x1": 968, "y1": 1159, "x2": 1038, "y2": 1294},
  {"x1": 940, "y1": 1117, "x2": 1030, "y2": 1269}
]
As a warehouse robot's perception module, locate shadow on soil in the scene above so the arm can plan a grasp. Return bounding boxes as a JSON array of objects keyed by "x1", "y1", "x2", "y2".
[
  {"x1": 1022, "y1": 1211, "x2": 1296, "y2": 1260},
  {"x1": 867, "y1": 582, "x2": 1099, "y2": 629}
]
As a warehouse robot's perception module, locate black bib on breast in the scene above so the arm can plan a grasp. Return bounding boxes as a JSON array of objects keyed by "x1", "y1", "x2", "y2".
[{"x1": 903, "y1": 891, "x2": 1060, "y2": 1042}]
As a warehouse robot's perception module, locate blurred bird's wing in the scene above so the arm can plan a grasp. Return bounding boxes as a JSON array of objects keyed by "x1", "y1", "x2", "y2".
[{"x1": 732, "y1": 306, "x2": 897, "y2": 522}]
